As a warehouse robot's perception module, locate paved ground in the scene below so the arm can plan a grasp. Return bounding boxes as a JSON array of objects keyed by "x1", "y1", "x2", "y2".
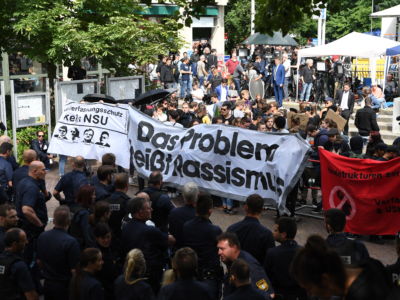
[{"x1": 44, "y1": 159, "x2": 397, "y2": 266}]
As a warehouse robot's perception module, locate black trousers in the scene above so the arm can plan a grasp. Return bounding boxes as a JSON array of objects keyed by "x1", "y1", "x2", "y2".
[{"x1": 341, "y1": 109, "x2": 351, "y2": 135}]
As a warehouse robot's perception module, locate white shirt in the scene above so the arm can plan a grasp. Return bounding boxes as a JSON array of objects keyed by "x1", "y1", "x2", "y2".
[
  {"x1": 164, "y1": 121, "x2": 184, "y2": 128},
  {"x1": 283, "y1": 60, "x2": 291, "y2": 78},
  {"x1": 221, "y1": 86, "x2": 227, "y2": 101},
  {"x1": 191, "y1": 88, "x2": 204, "y2": 102},
  {"x1": 340, "y1": 91, "x2": 350, "y2": 110},
  {"x1": 233, "y1": 109, "x2": 245, "y2": 118}
]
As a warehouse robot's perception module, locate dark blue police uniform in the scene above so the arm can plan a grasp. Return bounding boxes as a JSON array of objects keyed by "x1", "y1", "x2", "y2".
[
  {"x1": 0, "y1": 226, "x2": 5, "y2": 252},
  {"x1": 121, "y1": 218, "x2": 168, "y2": 293},
  {"x1": 326, "y1": 233, "x2": 369, "y2": 265},
  {"x1": 224, "y1": 284, "x2": 265, "y2": 300},
  {"x1": 223, "y1": 250, "x2": 273, "y2": 299},
  {"x1": 114, "y1": 275, "x2": 156, "y2": 300},
  {"x1": 70, "y1": 271, "x2": 104, "y2": 300},
  {"x1": 227, "y1": 216, "x2": 275, "y2": 264},
  {"x1": 168, "y1": 205, "x2": 196, "y2": 249},
  {"x1": 54, "y1": 170, "x2": 88, "y2": 207},
  {"x1": 12, "y1": 165, "x2": 29, "y2": 190},
  {"x1": 183, "y1": 216, "x2": 222, "y2": 298},
  {"x1": 0, "y1": 156, "x2": 13, "y2": 188},
  {"x1": 37, "y1": 227, "x2": 80, "y2": 300},
  {"x1": 142, "y1": 187, "x2": 174, "y2": 233},
  {"x1": 264, "y1": 240, "x2": 307, "y2": 299},
  {"x1": 106, "y1": 191, "x2": 130, "y2": 241},
  {"x1": 94, "y1": 181, "x2": 112, "y2": 202},
  {"x1": 0, "y1": 251, "x2": 36, "y2": 299},
  {"x1": 158, "y1": 278, "x2": 213, "y2": 300},
  {"x1": 16, "y1": 176, "x2": 48, "y2": 235},
  {"x1": 387, "y1": 258, "x2": 400, "y2": 286}
]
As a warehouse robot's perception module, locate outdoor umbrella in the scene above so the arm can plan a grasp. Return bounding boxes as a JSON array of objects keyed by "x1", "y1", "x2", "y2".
[
  {"x1": 386, "y1": 45, "x2": 400, "y2": 56},
  {"x1": 117, "y1": 89, "x2": 176, "y2": 106},
  {"x1": 83, "y1": 94, "x2": 117, "y2": 104}
]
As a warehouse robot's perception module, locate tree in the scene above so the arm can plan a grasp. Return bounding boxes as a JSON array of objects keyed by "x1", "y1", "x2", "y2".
[
  {"x1": 225, "y1": 0, "x2": 251, "y2": 54},
  {"x1": 0, "y1": 0, "x2": 216, "y2": 76}
]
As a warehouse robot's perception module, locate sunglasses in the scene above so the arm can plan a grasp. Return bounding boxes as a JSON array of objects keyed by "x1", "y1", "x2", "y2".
[
  {"x1": 220, "y1": 108, "x2": 227, "y2": 111},
  {"x1": 38, "y1": 135, "x2": 44, "y2": 137}
]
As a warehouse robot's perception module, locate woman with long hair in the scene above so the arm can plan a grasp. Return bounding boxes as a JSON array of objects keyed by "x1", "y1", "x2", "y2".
[
  {"x1": 114, "y1": 249, "x2": 155, "y2": 300},
  {"x1": 69, "y1": 248, "x2": 104, "y2": 300},
  {"x1": 69, "y1": 184, "x2": 96, "y2": 249}
]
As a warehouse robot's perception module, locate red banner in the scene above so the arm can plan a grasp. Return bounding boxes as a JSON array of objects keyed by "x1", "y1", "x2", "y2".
[{"x1": 319, "y1": 148, "x2": 400, "y2": 235}]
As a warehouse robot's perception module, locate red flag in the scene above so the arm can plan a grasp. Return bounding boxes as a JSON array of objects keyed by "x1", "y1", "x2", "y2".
[{"x1": 319, "y1": 148, "x2": 400, "y2": 235}]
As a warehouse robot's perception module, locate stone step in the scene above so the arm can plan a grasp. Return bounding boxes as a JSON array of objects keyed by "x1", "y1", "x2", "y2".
[
  {"x1": 348, "y1": 129, "x2": 397, "y2": 145},
  {"x1": 348, "y1": 119, "x2": 393, "y2": 131}
]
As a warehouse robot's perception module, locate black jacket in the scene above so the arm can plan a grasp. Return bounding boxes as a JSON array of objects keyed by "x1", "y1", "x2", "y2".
[
  {"x1": 354, "y1": 106, "x2": 380, "y2": 136},
  {"x1": 335, "y1": 90, "x2": 355, "y2": 113},
  {"x1": 160, "y1": 65, "x2": 174, "y2": 83}
]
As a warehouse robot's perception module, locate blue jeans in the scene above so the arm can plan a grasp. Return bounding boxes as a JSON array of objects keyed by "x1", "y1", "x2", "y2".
[
  {"x1": 223, "y1": 198, "x2": 233, "y2": 209},
  {"x1": 59, "y1": 155, "x2": 67, "y2": 176},
  {"x1": 300, "y1": 82, "x2": 313, "y2": 101},
  {"x1": 274, "y1": 83, "x2": 284, "y2": 107},
  {"x1": 198, "y1": 76, "x2": 205, "y2": 87},
  {"x1": 233, "y1": 78, "x2": 241, "y2": 93},
  {"x1": 180, "y1": 79, "x2": 191, "y2": 98},
  {"x1": 371, "y1": 95, "x2": 387, "y2": 109}
]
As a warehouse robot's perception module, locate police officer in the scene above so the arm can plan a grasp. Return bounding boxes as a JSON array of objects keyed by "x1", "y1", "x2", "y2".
[
  {"x1": 325, "y1": 208, "x2": 369, "y2": 266},
  {"x1": 105, "y1": 173, "x2": 130, "y2": 252},
  {"x1": 168, "y1": 182, "x2": 198, "y2": 250},
  {"x1": 217, "y1": 232, "x2": 273, "y2": 299},
  {"x1": 12, "y1": 150, "x2": 37, "y2": 191},
  {"x1": 0, "y1": 228, "x2": 38, "y2": 300},
  {"x1": 121, "y1": 197, "x2": 175, "y2": 293},
  {"x1": 227, "y1": 194, "x2": 275, "y2": 264},
  {"x1": 387, "y1": 234, "x2": 400, "y2": 287},
  {"x1": 0, "y1": 142, "x2": 14, "y2": 203},
  {"x1": 15, "y1": 161, "x2": 48, "y2": 265},
  {"x1": 142, "y1": 171, "x2": 174, "y2": 233},
  {"x1": 0, "y1": 204, "x2": 19, "y2": 252},
  {"x1": 93, "y1": 165, "x2": 114, "y2": 202},
  {"x1": 158, "y1": 247, "x2": 213, "y2": 300},
  {"x1": 224, "y1": 259, "x2": 264, "y2": 300},
  {"x1": 183, "y1": 192, "x2": 222, "y2": 298},
  {"x1": 53, "y1": 156, "x2": 88, "y2": 208},
  {"x1": 264, "y1": 217, "x2": 307, "y2": 300},
  {"x1": 36, "y1": 206, "x2": 80, "y2": 300}
]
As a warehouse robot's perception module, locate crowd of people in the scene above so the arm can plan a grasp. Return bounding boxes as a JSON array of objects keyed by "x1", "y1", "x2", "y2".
[
  {"x1": 0, "y1": 151, "x2": 400, "y2": 300},
  {"x1": 0, "y1": 39, "x2": 399, "y2": 300}
]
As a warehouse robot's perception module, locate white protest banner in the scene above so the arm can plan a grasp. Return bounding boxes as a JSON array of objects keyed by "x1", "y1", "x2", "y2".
[
  {"x1": 48, "y1": 102, "x2": 130, "y2": 168},
  {"x1": 128, "y1": 108, "x2": 311, "y2": 210}
]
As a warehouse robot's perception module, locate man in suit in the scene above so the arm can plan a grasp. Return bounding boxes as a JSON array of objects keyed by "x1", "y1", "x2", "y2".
[
  {"x1": 272, "y1": 56, "x2": 285, "y2": 107},
  {"x1": 30, "y1": 131, "x2": 52, "y2": 169},
  {"x1": 334, "y1": 82, "x2": 355, "y2": 135},
  {"x1": 215, "y1": 79, "x2": 229, "y2": 102}
]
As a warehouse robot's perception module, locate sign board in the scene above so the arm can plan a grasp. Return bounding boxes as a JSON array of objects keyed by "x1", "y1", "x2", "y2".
[
  {"x1": 11, "y1": 79, "x2": 52, "y2": 158},
  {"x1": 287, "y1": 112, "x2": 310, "y2": 130},
  {"x1": 0, "y1": 81, "x2": 7, "y2": 135},
  {"x1": 55, "y1": 79, "x2": 100, "y2": 120},
  {"x1": 106, "y1": 76, "x2": 145, "y2": 101},
  {"x1": 326, "y1": 109, "x2": 347, "y2": 132},
  {"x1": 191, "y1": 17, "x2": 215, "y2": 28},
  {"x1": 15, "y1": 94, "x2": 47, "y2": 127},
  {"x1": 393, "y1": 97, "x2": 400, "y2": 134}
]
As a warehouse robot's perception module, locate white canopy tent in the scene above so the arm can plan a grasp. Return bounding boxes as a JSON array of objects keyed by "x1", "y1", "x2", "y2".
[
  {"x1": 296, "y1": 32, "x2": 400, "y2": 98},
  {"x1": 370, "y1": 4, "x2": 400, "y2": 18}
]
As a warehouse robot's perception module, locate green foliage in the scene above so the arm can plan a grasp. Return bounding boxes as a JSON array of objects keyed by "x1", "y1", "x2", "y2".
[
  {"x1": 225, "y1": 0, "x2": 251, "y2": 53},
  {"x1": 0, "y1": 0, "x2": 216, "y2": 76},
  {"x1": 13, "y1": 125, "x2": 48, "y2": 163},
  {"x1": 254, "y1": 0, "x2": 341, "y2": 36},
  {"x1": 253, "y1": 0, "x2": 397, "y2": 45}
]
